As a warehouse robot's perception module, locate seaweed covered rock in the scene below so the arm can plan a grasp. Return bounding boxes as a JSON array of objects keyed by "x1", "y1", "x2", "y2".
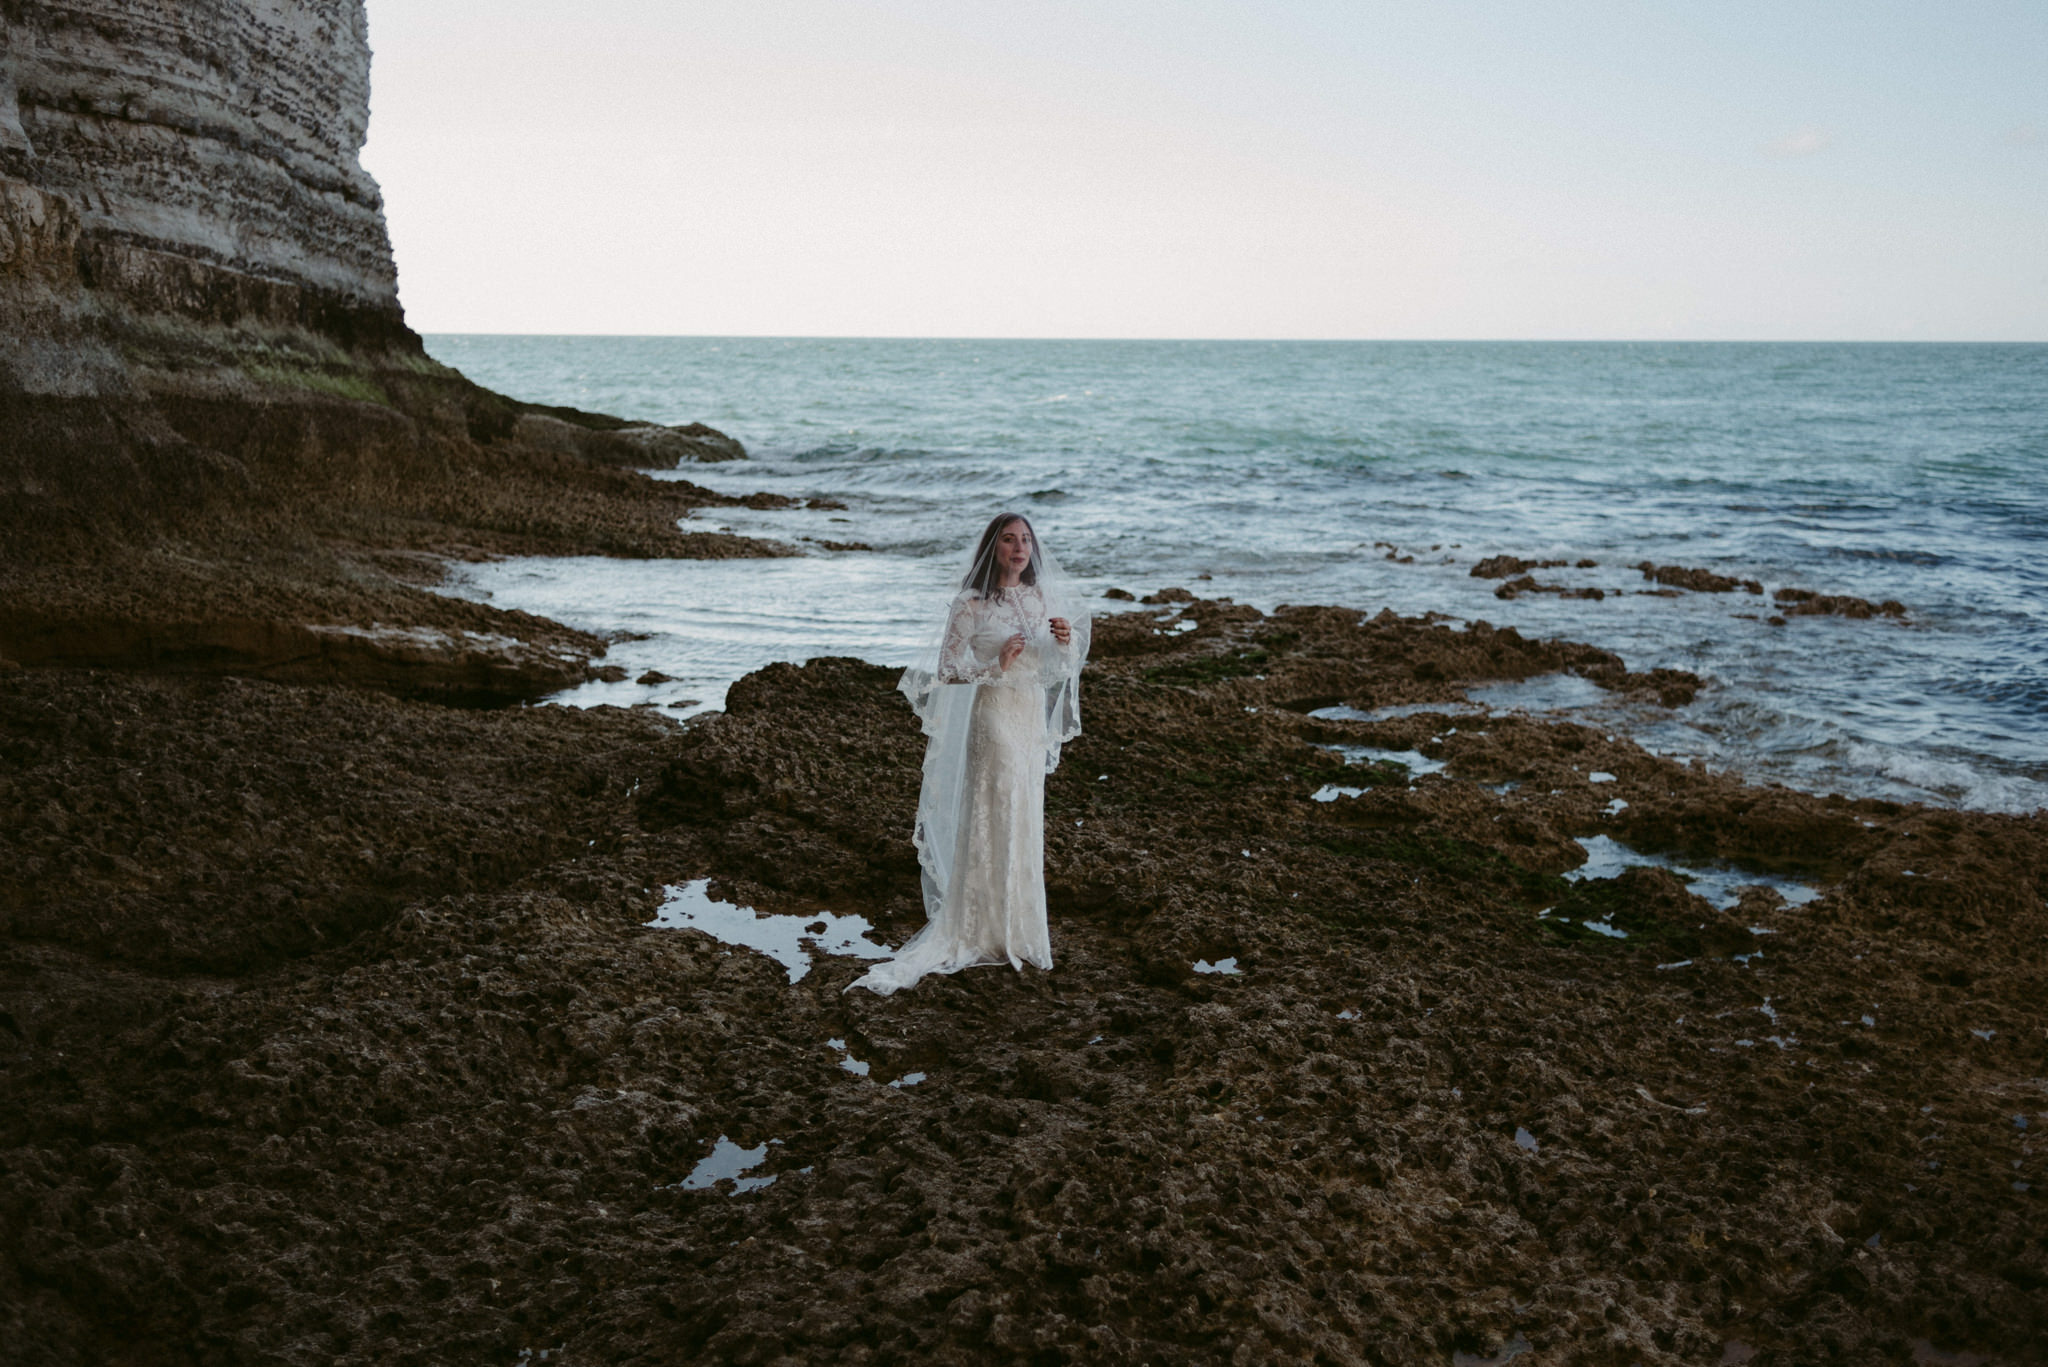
[
  {"x1": 3, "y1": 605, "x2": 2042, "y2": 1364},
  {"x1": 1637, "y1": 562, "x2": 1764, "y2": 594}
]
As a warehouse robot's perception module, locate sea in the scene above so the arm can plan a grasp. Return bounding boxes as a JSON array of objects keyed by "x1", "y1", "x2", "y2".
[{"x1": 425, "y1": 337, "x2": 2048, "y2": 816}]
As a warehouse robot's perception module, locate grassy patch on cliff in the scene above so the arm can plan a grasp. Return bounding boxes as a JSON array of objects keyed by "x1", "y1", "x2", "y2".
[{"x1": 245, "y1": 361, "x2": 393, "y2": 405}]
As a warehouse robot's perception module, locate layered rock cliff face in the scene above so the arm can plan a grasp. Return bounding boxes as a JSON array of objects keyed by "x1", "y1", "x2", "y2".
[
  {"x1": 0, "y1": 2, "x2": 773, "y2": 696},
  {"x1": 5, "y1": 0, "x2": 398, "y2": 321},
  {"x1": 1, "y1": 0, "x2": 410, "y2": 413}
]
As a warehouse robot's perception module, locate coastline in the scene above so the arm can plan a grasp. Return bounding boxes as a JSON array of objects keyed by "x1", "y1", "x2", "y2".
[
  {"x1": 431, "y1": 334, "x2": 2048, "y2": 819},
  {"x1": 3, "y1": 6, "x2": 2040, "y2": 1354}
]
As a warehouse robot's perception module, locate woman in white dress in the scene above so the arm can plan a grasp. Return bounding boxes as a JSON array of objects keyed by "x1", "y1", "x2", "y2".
[{"x1": 850, "y1": 514, "x2": 1091, "y2": 995}]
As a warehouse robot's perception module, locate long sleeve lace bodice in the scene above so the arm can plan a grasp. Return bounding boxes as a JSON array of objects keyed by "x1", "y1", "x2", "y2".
[{"x1": 935, "y1": 587, "x2": 1069, "y2": 687}]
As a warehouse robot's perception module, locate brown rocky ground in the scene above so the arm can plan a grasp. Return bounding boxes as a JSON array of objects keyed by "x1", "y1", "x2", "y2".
[
  {"x1": 1, "y1": 375, "x2": 804, "y2": 701},
  {"x1": 2, "y1": 597, "x2": 2040, "y2": 1366},
  {"x1": 4, "y1": 190, "x2": 805, "y2": 702}
]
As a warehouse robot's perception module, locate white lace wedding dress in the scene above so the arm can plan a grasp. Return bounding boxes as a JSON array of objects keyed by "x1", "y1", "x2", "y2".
[{"x1": 850, "y1": 585, "x2": 1075, "y2": 994}]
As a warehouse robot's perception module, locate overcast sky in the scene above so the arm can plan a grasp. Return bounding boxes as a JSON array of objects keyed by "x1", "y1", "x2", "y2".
[{"x1": 360, "y1": 0, "x2": 2047, "y2": 340}]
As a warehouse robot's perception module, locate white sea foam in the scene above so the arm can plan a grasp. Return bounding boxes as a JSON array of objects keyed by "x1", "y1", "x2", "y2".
[{"x1": 1465, "y1": 674, "x2": 1610, "y2": 714}]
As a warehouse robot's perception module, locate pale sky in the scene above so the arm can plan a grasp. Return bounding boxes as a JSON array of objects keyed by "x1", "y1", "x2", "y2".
[{"x1": 360, "y1": 0, "x2": 2048, "y2": 340}]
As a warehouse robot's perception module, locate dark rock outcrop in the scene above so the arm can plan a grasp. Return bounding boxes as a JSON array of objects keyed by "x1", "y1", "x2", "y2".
[
  {"x1": 0, "y1": 4, "x2": 749, "y2": 524},
  {"x1": 1491, "y1": 575, "x2": 1605, "y2": 602},
  {"x1": 505, "y1": 406, "x2": 750, "y2": 464},
  {"x1": 1637, "y1": 562, "x2": 1764, "y2": 594},
  {"x1": 1775, "y1": 587, "x2": 1908, "y2": 620},
  {"x1": 1471, "y1": 554, "x2": 1569, "y2": 579}
]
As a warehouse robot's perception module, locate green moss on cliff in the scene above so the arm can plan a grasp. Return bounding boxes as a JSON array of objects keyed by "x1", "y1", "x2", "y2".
[{"x1": 244, "y1": 361, "x2": 392, "y2": 406}]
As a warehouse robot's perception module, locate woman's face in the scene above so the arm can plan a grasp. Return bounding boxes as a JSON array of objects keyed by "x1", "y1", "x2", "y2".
[{"x1": 996, "y1": 520, "x2": 1033, "y2": 576}]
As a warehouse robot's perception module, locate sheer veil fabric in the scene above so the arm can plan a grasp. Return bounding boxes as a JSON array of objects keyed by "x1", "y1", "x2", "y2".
[{"x1": 849, "y1": 516, "x2": 1091, "y2": 995}]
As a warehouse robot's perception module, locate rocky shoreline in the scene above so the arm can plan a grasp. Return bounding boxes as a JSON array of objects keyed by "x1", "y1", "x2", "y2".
[
  {"x1": 4, "y1": 590, "x2": 2041, "y2": 1365},
  {"x1": 0, "y1": 433, "x2": 799, "y2": 704},
  {"x1": 4, "y1": 4, "x2": 2040, "y2": 1359}
]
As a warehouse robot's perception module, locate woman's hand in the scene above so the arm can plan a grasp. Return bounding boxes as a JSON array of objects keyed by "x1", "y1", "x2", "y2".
[
  {"x1": 999, "y1": 632, "x2": 1027, "y2": 669},
  {"x1": 1048, "y1": 616, "x2": 1072, "y2": 647}
]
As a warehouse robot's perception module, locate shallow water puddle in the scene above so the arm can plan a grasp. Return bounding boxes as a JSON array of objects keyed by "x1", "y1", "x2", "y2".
[
  {"x1": 647, "y1": 879, "x2": 892, "y2": 983},
  {"x1": 1566, "y1": 834, "x2": 1821, "y2": 910},
  {"x1": 1454, "y1": 1331, "x2": 1533, "y2": 1366},
  {"x1": 1193, "y1": 957, "x2": 1242, "y2": 975},
  {"x1": 826, "y1": 1037, "x2": 871, "y2": 1076},
  {"x1": 1308, "y1": 741, "x2": 1448, "y2": 801},
  {"x1": 1325, "y1": 742, "x2": 1449, "y2": 777},
  {"x1": 828, "y1": 1038, "x2": 928, "y2": 1087},
  {"x1": 678, "y1": 1135, "x2": 778, "y2": 1194},
  {"x1": 1538, "y1": 904, "x2": 1629, "y2": 938}
]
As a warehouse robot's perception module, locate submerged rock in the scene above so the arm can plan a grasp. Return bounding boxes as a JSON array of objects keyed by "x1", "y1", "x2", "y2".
[
  {"x1": 1470, "y1": 554, "x2": 1570, "y2": 578},
  {"x1": 1492, "y1": 574, "x2": 1606, "y2": 601},
  {"x1": 1775, "y1": 587, "x2": 1908, "y2": 619},
  {"x1": 1636, "y1": 561, "x2": 1765, "y2": 594}
]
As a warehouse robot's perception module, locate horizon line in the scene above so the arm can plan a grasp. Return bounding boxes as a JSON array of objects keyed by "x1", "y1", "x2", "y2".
[{"x1": 414, "y1": 332, "x2": 2048, "y2": 345}]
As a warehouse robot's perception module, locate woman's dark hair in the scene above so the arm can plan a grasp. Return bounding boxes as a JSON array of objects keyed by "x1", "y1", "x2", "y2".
[{"x1": 963, "y1": 512, "x2": 1038, "y2": 598}]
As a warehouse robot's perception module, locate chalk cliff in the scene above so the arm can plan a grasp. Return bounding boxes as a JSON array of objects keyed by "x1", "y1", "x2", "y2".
[{"x1": 1, "y1": 0, "x2": 407, "y2": 399}]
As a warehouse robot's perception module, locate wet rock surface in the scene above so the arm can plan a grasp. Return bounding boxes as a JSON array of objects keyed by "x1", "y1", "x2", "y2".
[
  {"x1": 1774, "y1": 588, "x2": 1909, "y2": 621},
  {"x1": 4, "y1": 602, "x2": 2041, "y2": 1365},
  {"x1": 0, "y1": 390, "x2": 792, "y2": 698},
  {"x1": 1636, "y1": 564, "x2": 1765, "y2": 596},
  {"x1": 1491, "y1": 575, "x2": 1606, "y2": 602},
  {"x1": 1471, "y1": 555, "x2": 1574, "y2": 579},
  {"x1": 507, "y1": 410, "x2": 750, "y2": 466}
]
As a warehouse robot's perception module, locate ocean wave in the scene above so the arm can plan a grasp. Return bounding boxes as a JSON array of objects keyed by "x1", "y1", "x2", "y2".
[
  {"x1": 1832, "y1": 740, "x2": 2046, "y2": 815},
  {"x1": 1828, "y1": 546, "x2": 1947, "y2": 565},
  {"x1": 427, "y1": 335, "x2": 2047, "y2": 818}
]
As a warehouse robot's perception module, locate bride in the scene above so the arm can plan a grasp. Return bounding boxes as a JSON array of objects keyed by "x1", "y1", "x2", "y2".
[{"x1": 850, "y1": 514, "x2": 1091, "y2": 995}]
